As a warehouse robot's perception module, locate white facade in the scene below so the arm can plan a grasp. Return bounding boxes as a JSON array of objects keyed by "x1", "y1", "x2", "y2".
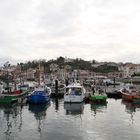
[
  {"x1": 57, "y1": 69, "x2": 71, "y2": 80},
  {"x1": 50, "y1": 63, "x2": 59, "y2": 72},
  {"x1": 26, "y1": 69, "x2": 36, "y2": 79},
  {"x1": 122, "y1": 65, "x2": 137, "y2": 77},
  {"x1": 135, "y1": 65, "x2": 140, "y2": 73}
]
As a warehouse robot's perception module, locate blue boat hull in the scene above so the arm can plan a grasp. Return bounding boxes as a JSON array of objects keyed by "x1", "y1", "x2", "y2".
[{"x1": 28, "y1": 94, "x2": 50, "y2": 103}]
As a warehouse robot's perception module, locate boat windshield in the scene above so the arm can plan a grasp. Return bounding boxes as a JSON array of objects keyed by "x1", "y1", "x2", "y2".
[
  {"x1": 34, "y1": 91, "x2": 45, "y2": 95},
  {"x1": 69, "y1": 88, "x2": 82, "y2": 95},
  {"x1": 129, "y1": 86, "x2": 136, "y2": 89}
]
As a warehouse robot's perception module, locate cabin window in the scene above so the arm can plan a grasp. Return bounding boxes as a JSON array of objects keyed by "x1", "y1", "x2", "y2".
[
  {"x1": 129, "y1": 86, "x2": 135, "y2": 90},
  {"x1": 70, "y1": 88, "x2": 81, "y2": 95}
]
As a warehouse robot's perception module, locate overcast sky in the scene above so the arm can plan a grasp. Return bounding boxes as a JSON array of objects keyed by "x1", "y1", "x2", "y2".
[{"x1": 0, "y1": 0, "x2": 140, "y2": 64}]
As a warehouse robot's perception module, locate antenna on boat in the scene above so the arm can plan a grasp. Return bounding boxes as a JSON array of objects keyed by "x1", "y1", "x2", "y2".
[{"x1": 130, "y1": 78, "x2": 133, "y2": 84}]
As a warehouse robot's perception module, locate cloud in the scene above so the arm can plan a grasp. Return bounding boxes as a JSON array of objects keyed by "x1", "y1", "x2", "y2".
[{"x1": 0, "y1": 0, "x2": 140, "y2": 63}]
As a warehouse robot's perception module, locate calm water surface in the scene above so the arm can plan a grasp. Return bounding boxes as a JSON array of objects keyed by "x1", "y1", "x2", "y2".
[{"x1": 0, "y1": 97, "x2": 140, "y2": 140}]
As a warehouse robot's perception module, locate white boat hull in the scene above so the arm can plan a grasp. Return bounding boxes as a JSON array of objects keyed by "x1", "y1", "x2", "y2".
[
  {"x1": 64, "y1": 82, "x2": 86, "y2": 103},
  {"x1": 64, "y1": 95, "x2": 85, "y2": 103}
]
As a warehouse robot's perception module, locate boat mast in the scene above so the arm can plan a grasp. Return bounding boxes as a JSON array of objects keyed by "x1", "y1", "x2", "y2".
[
  {"x1": 38, "y1": 62, "x2": 41, "y2": 86},
  {"x1": 4, "y1": 61, "x2": 10, "y2": 93}
]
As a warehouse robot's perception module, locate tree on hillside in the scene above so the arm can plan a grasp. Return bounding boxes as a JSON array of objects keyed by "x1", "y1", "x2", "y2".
[
  {"x1": 93, "y1": 64, "x2": 118, "y2": 73},
  {"x1": 70, "y1": 58, "x2": 92, "y2": 70}
]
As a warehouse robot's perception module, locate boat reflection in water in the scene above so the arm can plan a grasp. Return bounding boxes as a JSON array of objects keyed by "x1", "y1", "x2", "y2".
[
  {"x1": 122, "y1": 100, "x2": 140, "y2": 111},
  {"x1": 28, "y1": 102, "x2": 50, "y2": 132},
  {"x1": 90, "y1": 102, "x2": 107, "y2": 115},
  {"x1": 1, "y1": 103, "x2": 23, "y2": 139},
  {"x1": 64, "y1": 103, "x2": 84, "y2": 115},
  {"x1": 122, "y1": 100, "x2": 140, "y2": 114},
  {"x1": 122, "y1": 100, "x2": 140, "y2": 122}
]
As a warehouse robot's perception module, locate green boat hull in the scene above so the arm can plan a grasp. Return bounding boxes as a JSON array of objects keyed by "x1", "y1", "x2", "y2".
[
  {"x1": 90, "y1": 95, "x2": 107, "y2": 102},
  {"x1": 0, "y1": 90, "x2": 29, "y2": 104}
]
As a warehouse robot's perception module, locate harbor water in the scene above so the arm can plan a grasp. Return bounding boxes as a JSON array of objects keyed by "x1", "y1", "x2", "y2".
[{"x1": 0, "y1": 97, "x2": 140, "y2": 140}]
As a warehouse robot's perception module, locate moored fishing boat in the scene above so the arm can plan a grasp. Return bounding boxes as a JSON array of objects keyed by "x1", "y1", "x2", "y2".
[
  {"x1": 27, "y1": 83, "x2": 51, "y2": 104},
  {"x1": 51, "y1": 83, "x2": 66, "y2": 97},
  {"x1": 64, "y1": 82, "x2": 86, "y2": 103},
  {"x1": 90, "y1": 86, "x2": 107, "y2": 103},
  {"x1": 0, "y1": 84, "x2": 29, "y2": 104},
  {"x1": 120, "y1": 83, "x2": 140, "y2": 103},
  {"x1": 27, "y1": 62, "x2": 51, "y2": 104}
]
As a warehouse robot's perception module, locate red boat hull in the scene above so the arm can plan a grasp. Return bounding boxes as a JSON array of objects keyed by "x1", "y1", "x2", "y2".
[
  {"x1": 122, "y1": 92, "x2": 140, "y2": 103},
  {"x1": 122, "y1": 93, "x2": 133, "y2": 101}
]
